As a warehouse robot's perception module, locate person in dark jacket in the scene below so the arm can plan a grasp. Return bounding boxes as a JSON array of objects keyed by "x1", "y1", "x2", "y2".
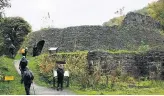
[
  {"x1": 22, "y1": 47, "x2": 28, "y2": 58},
  {"x1": 22, "y1": 68, "x2": 34, "y2": 95},
  {"x1": 19, "y1": 56, "x2": 28, "y2": 83},
  {"x1": 9, "y1": 43, "x2": 15, "y2": 58},
  {"x1": 19, "y1": 56, "x2": 28, "y2": 75},
  {"x1": 57, "y1": 64, "x2": 64, "y2": 91}
]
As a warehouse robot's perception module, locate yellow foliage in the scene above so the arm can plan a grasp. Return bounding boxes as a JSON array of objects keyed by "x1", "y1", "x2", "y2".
[
  {"x1": 148, "y1": 0, "x2": 164, "y2": 25},
  {"x1": 103, "y1": 16, "x2": 125, "y2": 26}
]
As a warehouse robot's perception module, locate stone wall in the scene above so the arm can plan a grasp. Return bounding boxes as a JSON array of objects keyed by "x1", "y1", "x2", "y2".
[
  {"x1": 135, "y1": 50, "x2": 164, "y2": 80},
  {"x1": 25, "y1": 12, "x2": 164, "y2": 55},
  {"x1": 26, "y1": 26, "x2": 122, "y2": 54},
  {"x1": 122, "y1": 12, "x2": 161, "y2": 29},
  {"x1": 87, "y1": 50, "x2": 164, "y2": 80},
  {"x1": 87, "y1": 51, "x2": 137, "y2": 77}
]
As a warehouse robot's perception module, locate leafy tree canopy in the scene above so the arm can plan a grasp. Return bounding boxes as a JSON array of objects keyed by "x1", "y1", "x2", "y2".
[
  {"x1": 148, "y1": 0, "x2": 164, "y2": 25},
  {"x1": 0, "y1": 17, "x2": 32, "y2": 56},
  {"x1": 1, "y1": 17, "x2": 32, "y2": 34},
  {"x1": 135, "y1": 7, "x2": 149, "y2": 16}
]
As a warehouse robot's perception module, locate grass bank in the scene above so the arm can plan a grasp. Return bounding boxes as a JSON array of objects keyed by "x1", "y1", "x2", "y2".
[
  {"x1": 70, "y1": 80, "x2": 164, "y2": 95},
  {"x1": 0, "y1": 56, "x2": 25, "y2": 95}
]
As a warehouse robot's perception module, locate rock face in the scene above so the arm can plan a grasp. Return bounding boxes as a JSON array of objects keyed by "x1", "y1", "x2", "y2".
[
  {"x1": 25, "y1": 12, "x2": 163, "y2": 55},
  {"x1": 122, "y1": 12, "x2": 161, "y2": 29},
  {"x1": 87, "y1": 50, "x2": 164, "y2": 80}
]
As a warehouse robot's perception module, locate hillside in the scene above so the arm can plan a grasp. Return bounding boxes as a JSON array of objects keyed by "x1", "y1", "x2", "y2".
[{"x1": 104, "y1": 0, "x2": 164, "y2": 27}]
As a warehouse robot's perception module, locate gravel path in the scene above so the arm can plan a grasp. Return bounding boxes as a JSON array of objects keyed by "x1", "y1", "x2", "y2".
[{"x1": 14, "y1": 60, "x2": 75, "y2": 95}]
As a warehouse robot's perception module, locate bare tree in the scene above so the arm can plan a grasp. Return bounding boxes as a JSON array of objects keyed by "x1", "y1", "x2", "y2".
[
  {"x1": 114, "y1": 7, "x2": 125, "y2": 16},
  {"x1": 0, "y1": 0, "x2": 10, "y2": 9},
  {"x1": 0, "y1": 0, "x2": 10, "y2": 17}
]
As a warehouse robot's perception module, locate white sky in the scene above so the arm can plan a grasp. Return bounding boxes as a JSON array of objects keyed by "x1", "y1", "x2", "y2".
[{"x1": 4, "y1": 0, "x2": 156, "y2": 31}]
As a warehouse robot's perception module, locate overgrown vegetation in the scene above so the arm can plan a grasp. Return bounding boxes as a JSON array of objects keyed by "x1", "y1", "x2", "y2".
[
  {"x1": 26, "y1": 50, "x2": 164, "y2": 95},
  {"x1": 103, "y1": 16, "x2": 125, "y2": 26},
  {"x1": 148, "y1": 0, "x2": 164, "y2": 26},
  {"x1": 136, "y1": 0, "x2": 164, "y2": 26},
  {"x1": 105, "y1": 0, "x2": 164, "y2": 27},
  {"x1": 2, "y1": 50, "x2": 164, "y2": 95}
]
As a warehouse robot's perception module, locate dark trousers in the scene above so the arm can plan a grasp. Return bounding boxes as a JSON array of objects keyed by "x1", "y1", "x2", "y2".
[
  {"x1": 24, "y1": 83, "x2": 31, "y2": 95},
  {"x1": 20, "y1": 69, "x2": 25, "y2": 83},
  {"x1": 57, "y1": 76, "x2": 64, "y2": 89},
  {"x1": 22, "y1": 53, "x2": 27, "y2": 58}
]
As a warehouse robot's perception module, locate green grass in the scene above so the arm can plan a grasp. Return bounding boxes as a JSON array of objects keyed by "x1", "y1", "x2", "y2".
[
  {"x1": 0, "y1": 56, "x2": 25, "y2": 95},
  {"x1": 57, "y1": 50, "x2": 139, "y2": 55},
  {"x1": 57, "y1": 50, "x2": 88, "y2": 55},
  {"x1": 70, "y1": 80, "x2": 164, "y2": 95},
  {"x1": 57, "y1": 50, "x2": 141, "y2": 55},
  {"x1": 15, "y1": 53, "x2": 23, "y2": 60},
  {"x1": 108, "y1": 50, "x2": 139, "y2": 54}
]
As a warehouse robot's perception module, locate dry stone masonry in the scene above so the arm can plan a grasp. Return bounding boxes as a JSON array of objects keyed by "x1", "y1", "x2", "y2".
[
  {"x1": 87, "y1": 50, "x2": 164, "y2": 80},
  {"x1": 25, "y1": 12, "x2": 163, "y2": 55}
]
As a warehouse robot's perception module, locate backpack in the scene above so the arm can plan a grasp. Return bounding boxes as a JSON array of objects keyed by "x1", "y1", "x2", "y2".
[
  {"x1": 23, "y1": 70, "x2": 34, "y2": 83},
  {"x1": 57, "y1": 68, "x2": 64, "y2": 76},
  {"x1": 20, "y1": 58, "x2": 28, "y2": 69}
]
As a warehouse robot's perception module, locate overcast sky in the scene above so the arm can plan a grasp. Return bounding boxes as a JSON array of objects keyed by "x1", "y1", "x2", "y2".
[{"x1": 4, "y1": 0, "x2": 156, "y2": 31}]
